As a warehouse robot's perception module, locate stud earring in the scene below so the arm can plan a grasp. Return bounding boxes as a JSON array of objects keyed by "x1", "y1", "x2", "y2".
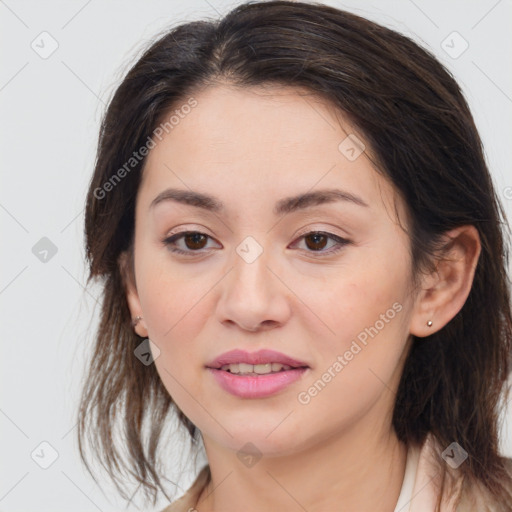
[
  {"x1": 132, "y1": 316, "x2": 143, "y2": 327},
  {"x1": 427, "y1": 320, "x2": 433, "y2": 327}
]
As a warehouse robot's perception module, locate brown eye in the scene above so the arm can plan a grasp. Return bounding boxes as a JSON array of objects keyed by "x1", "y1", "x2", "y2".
[
  {"x1": 304, "y1": 233, "x2": 329, "y2": 251},
  {"x1": 163, "y1": 231, "x2": 217, "y2": 255},
  {"x1": 183, "y1": 232, "x2": 208, "y2": 250},
  {"x1": 292, "y1": 231, "x2": 350, "y2": 256},
  {"x1": 163, "y1": 230, "x2": 350, "y2": 258}
]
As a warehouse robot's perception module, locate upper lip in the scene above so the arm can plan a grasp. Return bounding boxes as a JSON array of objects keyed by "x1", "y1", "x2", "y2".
[{"x1": 206, "y1": 349, "x2": 309, "y2": 369}]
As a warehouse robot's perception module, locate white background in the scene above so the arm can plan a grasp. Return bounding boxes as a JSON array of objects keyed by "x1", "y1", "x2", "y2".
[{"x1": 1, "y1": 0, "x2": 511, "y2": 510}]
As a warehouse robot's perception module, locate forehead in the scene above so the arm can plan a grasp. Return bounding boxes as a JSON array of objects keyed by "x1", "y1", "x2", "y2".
[
  {"x1": 138, "y1": 84, "x2": 406, "y2": 224},
  {"x1": 149, "y1": 84, "x2": 355, "y2": 160}
]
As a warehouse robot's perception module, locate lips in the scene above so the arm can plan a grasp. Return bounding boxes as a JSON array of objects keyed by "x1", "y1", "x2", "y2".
[
  {"x1": 206, "y1": 349, "x2": 310, "y2": 398},
  {"x1": 206, "y1": 349, "x2": 309, "y2": 369}
]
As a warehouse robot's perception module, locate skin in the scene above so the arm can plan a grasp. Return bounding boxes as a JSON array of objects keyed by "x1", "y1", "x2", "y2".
[{"x1": 120, "y1": 84, "x2": 481, "y2": 511}]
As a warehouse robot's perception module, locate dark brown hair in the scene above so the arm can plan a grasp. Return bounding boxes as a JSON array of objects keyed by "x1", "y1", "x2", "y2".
[{"x1": 79, "y1": 1, "x2": 512, "y2": 508}]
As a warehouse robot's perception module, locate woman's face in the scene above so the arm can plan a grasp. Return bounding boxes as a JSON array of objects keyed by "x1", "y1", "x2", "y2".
[{"x1": 128, "y1": 84, "x2": 421, "y2": 456}]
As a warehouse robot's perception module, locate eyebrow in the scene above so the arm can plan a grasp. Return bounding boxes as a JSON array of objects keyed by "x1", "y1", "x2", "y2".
[{"x1": 149, "y1": 187, "x2": 369, "y2": 215}]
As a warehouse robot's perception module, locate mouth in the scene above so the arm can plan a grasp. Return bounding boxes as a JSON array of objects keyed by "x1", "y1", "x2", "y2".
[
  {"x1": 215, "y1": 362, "x2": 308, "y2": 376},
  {"x1": 206, "y1": 348, "x2": 310, "y2": 372},
  {"x1": 206, "y1": 349, "x2": 310, "y2": 398}
]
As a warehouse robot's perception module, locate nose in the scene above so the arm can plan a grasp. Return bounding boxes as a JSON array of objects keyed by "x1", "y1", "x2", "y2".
[{"x1": 215, "y1": 242, "x2": 291, "y2": 333}]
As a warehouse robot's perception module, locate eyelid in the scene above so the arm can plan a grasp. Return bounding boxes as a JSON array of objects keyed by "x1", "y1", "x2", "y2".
[
  {"x1": 293, "y1": 223, "x2": 351, "y2": 240},
  {"x1": 164, "y1": 223, "x2": 350, "y2": 242}
]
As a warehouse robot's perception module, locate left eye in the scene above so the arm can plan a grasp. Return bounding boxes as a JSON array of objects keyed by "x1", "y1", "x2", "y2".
[
  {"x1": 162, "y1": 231, "x2": 350, "y2": 256},
  {"x1": 292, "y1": 231, "x2": 350, "y2": 255}
]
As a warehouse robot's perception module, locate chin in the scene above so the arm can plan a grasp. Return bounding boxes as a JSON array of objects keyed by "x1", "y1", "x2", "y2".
[{"x1": 204, "y1": 419, "x2": 308, "y2": 457}]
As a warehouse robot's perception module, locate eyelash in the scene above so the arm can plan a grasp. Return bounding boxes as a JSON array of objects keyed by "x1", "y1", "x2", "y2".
[{"x1": 162, "y1": 230, "x2": 351, "y2": 257}]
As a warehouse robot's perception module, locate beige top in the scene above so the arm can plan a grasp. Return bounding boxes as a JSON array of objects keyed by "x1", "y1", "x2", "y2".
[{"x1": 160, "y1": 434, "x2": 511, "y2": 512}]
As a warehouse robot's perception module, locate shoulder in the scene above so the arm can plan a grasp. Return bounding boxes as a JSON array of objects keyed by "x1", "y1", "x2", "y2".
[
  {"x1": 455, "y1": 456, "x2": 512, "y2": 512},
  {"x1": 410, "y1": 436, "x2": 512, "y2": 511},
  {"x1": 159, "y1": 465, "x2": 210, "y2": 512},
  {"x1": 503, "y1": 456, "x2": 512, "y2": 479}
]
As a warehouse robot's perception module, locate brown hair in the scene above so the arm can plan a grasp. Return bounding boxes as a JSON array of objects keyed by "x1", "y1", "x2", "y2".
[{"x1": 79, "y1": 1, "x2": 512, "y2": 508}]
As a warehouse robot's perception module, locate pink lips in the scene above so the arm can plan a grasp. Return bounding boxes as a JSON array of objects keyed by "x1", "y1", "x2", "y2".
[
  {"x1": 206, "y1": 349, "x2": 309, "y2": 399},
  {"x1": 207, "y1": 349, "x2": 309, "y2": 369}
]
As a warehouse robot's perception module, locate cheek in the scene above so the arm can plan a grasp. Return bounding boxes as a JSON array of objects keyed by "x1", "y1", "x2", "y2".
[
  {"x1": 135, "y1": 256, "x2": 215, "y2": 398},
  {"x1": 138, "y1": 272, "x2": 212, "y2": 410},
  {"x1": 296, "y1": 249, "x2": 412, "y2": 405},
  {"x1": 135, "y1": 242, "x2": 206, "y2": 336},
  {"x1": 295, "y1": 299, "x2": 411, "y2": 434},
  {"x1": 140, "y1": 279, "x2": 210, "y2": 350},
  {"x1": 292, "y1": 248, "x2": 410, "y2": 358}
]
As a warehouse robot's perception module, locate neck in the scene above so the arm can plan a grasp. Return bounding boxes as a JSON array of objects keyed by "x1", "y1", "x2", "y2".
[{"x1": 195, "y1": 417, "x2": 408, "y2": 512}]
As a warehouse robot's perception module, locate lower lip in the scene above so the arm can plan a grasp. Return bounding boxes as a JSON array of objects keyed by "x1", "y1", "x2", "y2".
[{"x1": 207, "y1": 367, "x2": 308, "y2": 398}]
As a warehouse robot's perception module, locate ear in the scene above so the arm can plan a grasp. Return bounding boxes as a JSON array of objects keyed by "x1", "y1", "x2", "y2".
[
  {"x1": 118, "y1": 250, "x2": 148, "y2": 338},
  {"x1": 409, "y1": 225, "x2": 481, "y2": 338}
]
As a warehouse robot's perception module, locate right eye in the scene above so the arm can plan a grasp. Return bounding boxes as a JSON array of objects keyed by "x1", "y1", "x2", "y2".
[{"x1": 162, "y1": 231, "x2": 219, "y2": 256}]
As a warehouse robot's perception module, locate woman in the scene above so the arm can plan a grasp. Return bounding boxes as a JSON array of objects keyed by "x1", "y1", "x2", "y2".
[{"x1": 78, "y1": 1, "x2": 512, "y2": 510}]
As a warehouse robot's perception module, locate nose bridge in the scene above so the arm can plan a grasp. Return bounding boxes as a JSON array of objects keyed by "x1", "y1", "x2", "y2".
[
  {"x1": 231, "y1": 234, "x2": 272, "y2": 299},
  {"x1": 216, "y1": 234, "x2": 290, "y2": 330}
]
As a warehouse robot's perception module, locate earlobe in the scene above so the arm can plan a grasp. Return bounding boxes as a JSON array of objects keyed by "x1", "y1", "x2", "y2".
[
  {"x1": 409, "y1": 225, "x2": 481, "y2": 338},
  {"x1": 118, "y1": 250, "x2": 149, "y2": 337}
]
